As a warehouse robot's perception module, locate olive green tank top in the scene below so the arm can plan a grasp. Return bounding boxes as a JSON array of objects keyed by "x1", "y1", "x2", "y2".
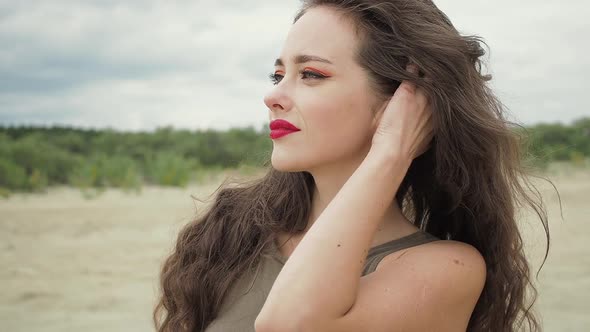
[{"x1": 205, "y1": 230, "x2": 439, "y2": 332}]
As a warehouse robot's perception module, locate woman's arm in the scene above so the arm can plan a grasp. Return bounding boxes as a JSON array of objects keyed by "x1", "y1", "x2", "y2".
[{"x1": 256, "y1": 150, "x2": 411, "y2": 328}]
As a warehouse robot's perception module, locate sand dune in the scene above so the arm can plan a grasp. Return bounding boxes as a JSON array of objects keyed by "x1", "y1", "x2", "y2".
[{"x1": 1, "y1": 170, "x2": 588, "y2": 331}]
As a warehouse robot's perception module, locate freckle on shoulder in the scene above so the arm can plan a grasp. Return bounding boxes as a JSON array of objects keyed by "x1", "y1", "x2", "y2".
[{"x1": 396, "y1": 240, "x2": 485, "y2": 270}]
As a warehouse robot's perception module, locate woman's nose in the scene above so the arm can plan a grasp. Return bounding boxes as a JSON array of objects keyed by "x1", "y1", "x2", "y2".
[{"x1": 263, "y1": 87, "x2": 293, "y2": 113}]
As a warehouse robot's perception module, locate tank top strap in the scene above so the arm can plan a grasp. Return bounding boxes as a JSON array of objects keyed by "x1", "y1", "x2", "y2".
[{"x1": 362, "y1": 230, "x2": 439, "y2": 276}]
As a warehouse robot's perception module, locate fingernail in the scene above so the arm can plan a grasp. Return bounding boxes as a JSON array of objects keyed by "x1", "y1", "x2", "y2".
[{"x1": 407, "y1": 63, "x2": 418, "y2": 73}]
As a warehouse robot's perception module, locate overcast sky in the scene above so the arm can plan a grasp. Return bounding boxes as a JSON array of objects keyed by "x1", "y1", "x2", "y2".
[{"x1": 0, "y1": 0, "x2": 588, "y2": 131}]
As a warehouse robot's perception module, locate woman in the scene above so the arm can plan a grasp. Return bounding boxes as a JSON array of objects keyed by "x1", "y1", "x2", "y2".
[{"x1": 154, "y1": 1, "x2": 550, "y2": 331}]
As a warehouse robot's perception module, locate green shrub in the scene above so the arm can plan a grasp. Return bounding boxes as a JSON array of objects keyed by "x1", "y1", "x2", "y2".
[
  {"x1": 101, "y1": 155, "x2": 142, "y2": 190},
  {"x1": 69, "y1": 159, "x2": 103, "y2": 189},
  {"x1": 145, "y1": 152, "x2": 194, "y2": 187},
  {"x1": 28, "y1": 168, "x2": 49, "y2": 191},
  {"x1": 0, "y1": 187, "x2": 11, "y2": 198},
  {"x1": 0, "y1": 158, "x2": 28, "y2": 190},
  {"x1": 9, "y1": 134, "x2": 80, "y2": 185},
  {"x1": 1, "y1": 118, "x2": 586, "y2": 193},
  {"x1": 69, "y1": 154, "x2": 141, "y2": 191}
]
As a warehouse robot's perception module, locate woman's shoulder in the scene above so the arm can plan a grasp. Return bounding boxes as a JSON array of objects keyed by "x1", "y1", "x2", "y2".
[
  {"x1": 380, "y1": 239, "x2": 486, "y2": 276},
  {"x1": 376, "y1": 239, "x2": 486, "y2": 300},
  {"x1": 334, "y1": 239, "x2": 487, "y2": 331}
]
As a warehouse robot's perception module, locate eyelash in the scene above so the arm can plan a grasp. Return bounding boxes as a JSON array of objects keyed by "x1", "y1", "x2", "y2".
[{"x1": 268, "y1": 70, "x2": 327, "y2": 85}]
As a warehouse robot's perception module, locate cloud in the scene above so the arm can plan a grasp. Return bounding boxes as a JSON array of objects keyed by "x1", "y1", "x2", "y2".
[
  {"x1": 435, "y1": 0, "x2": 590, "y2": 124},
  {"x1": 0, "y1": 0, "x2": 587, "y2": 131}
]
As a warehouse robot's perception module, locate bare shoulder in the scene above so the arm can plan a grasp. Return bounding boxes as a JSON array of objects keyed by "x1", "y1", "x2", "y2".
[
  {"x1": 378, "y1": 239, "x2": 487, "y2": 298},
  {"x1": 375, "y1": 239, "x2": 487, "y2": 322},
  {"x1": 379, "y1": 239, "x2": 487, "y2": 275},
  {"x1": 324, "y1": 239, "x2": 487, "y2": 331}
]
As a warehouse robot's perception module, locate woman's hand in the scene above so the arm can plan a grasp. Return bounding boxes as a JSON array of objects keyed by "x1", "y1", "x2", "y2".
[{"x1": 370, "y1": 64, "x2": 434, "y2": 163}]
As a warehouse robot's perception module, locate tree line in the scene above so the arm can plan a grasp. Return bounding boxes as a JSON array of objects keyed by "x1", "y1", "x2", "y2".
[{"x1": 0, "y1": 117, "x2": 588, "y2": 196}]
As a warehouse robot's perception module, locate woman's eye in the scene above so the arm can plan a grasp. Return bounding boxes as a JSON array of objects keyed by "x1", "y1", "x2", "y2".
[
  {"x1": 301, "y1": 70, "x2": 326, "y2": 80},
  {"x1": 268, "y1": 70, "x2": 327, "y2": 85},
  {"x1": 268, "y1": 72, "x2": 283, "y2": 85}
]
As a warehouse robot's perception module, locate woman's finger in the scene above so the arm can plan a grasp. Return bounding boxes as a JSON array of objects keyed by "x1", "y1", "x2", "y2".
[
  {"x1": 415, "y1": 86, "x2": 429, "y2": 110},
  {"x1": 399, "y1": 63, "x2": 419, "y2": 94},
  {"x1": 407, "y1": 63, "x2": 419, "y2": 74}
]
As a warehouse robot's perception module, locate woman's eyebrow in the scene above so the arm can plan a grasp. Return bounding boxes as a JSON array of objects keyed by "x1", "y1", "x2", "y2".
[{"x1": 274, "y1": 54, "x2": 333, "y2": 66}]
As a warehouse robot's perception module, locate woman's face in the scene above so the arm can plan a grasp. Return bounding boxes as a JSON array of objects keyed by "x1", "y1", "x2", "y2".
[{"x1": 264, "y1": 6, "x2": 382, "y2": 173}]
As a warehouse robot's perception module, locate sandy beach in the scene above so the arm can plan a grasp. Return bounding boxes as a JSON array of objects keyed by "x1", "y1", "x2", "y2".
[{"x1": 1, "y1": 169, "x2": 588, "y2": 331}]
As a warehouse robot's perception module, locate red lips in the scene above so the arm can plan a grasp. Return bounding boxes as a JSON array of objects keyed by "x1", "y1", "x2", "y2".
[{"x1": 269, "y1": 119, "x2": 300, "y2": 139}]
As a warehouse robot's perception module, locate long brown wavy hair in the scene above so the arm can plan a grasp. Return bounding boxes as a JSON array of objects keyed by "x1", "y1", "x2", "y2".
[{"x1": 154, "y1": 1, "x2": 551, "y2": 331}]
